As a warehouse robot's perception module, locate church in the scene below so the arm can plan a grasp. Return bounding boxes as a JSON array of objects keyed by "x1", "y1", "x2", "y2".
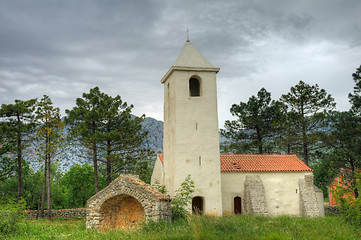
[{"x1": 151, "y1": 40, "x2": 324, "y2": 217}]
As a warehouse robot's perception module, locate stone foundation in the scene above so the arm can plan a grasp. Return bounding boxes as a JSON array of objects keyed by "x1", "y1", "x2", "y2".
[{"x1": 86, "y1": 174, "x2": 171, "y2": 230}]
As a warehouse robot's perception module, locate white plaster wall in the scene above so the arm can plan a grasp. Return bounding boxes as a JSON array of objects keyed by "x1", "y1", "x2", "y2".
[
  {"x1": 221, "y1": 172, "x2": 313, "y2": 215},
  {"x1": 162, "y1": 69, "x2": 223, "y2": 216},
  {"x1": 150, "y1": 156, "x2": 164, "y2": 185}
]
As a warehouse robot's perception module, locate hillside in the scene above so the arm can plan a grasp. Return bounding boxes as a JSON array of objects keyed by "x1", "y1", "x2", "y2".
[{"x1": 25, "y1": 116, "x2": 164, "y2": 172}]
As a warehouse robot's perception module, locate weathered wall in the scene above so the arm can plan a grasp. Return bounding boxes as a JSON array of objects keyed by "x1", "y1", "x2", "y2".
[
  {"x1": 221, "y1": 171, "x2": 313, "y2": 215},
  {"x1": 244, "y1": 175, "x2": 268, "y2": 215},
  {"x1": 151, "y1": 155, "x2": 165, "y2": 185},
  {"x1": 299, "y1": 175, "x2": 322, "y2": 217}
]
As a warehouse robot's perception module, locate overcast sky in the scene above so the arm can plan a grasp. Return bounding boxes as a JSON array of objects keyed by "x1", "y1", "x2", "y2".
[{"x1": 1, "y1": 0, "x2": 360, "y2": 127}]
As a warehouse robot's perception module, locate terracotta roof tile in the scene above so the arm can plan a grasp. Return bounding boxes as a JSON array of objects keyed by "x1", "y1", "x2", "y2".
[
  {"x1": 158, "y1": 153, "x2": 164, "y2": 165},
  {"x1": 157, "y1": 154, "x2": 312, "y2": 172}
]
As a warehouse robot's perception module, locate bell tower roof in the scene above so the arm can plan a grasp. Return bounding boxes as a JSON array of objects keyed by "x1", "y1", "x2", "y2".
[{"x1": 161, "y1": 41, "x2": 220, "y2": 83}]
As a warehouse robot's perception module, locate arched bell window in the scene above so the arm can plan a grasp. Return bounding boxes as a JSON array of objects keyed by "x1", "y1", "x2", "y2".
[{"x1": 189, "y1": 78, "x2": 200, "y2": 97}]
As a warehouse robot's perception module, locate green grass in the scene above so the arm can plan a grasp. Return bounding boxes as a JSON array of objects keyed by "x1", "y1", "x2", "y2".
[{"x1": 4, "y1": 214, "x2": 361, "y2": 240}]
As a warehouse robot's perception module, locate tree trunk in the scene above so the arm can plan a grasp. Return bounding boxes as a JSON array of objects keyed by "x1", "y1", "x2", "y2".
[
  {"x1": 40, "y1": 156, "x2": 47, "y2": 218},
  {"x1": 93, "y1": 141, "x2": 99, "y2": 193},
  {"x1": 47, "y1": 151, "x2": 51, "y2": 220},
  {"x1": 17, "y1": 126, "x2": 22, "y2": 201},
  {"x1": 301, "y1": 104, "x2": 308, "y2": 166},
  {"x1": 106, "y1": 140, "x2": 112, "y2": 185},
  {"x1": 350, "y1": 159, "x2": 359, "y2": 198},
  {"x1": 256, "y1": 126, "x2": 263, "y2": 154}
]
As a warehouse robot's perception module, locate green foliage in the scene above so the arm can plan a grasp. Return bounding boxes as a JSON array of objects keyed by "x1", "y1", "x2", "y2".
[
  {"x1": 152, "y1": 180, "x2": 167, "y2": 194},
  {"x1": 65, "y1": 86, "x2": 153, "y2": 192},
  {"x1": 171, "y1": 175, "x2": 195, "y2": 220},
  {"x1": 0, "y1": 98, "x2": 37, "y2": 199},
  {"x1": 0, "y1": 198, "x2": 27, "y2": 236},
  {"x1": 349, "y1": 65, "x2": 361, "y2": 114},
  {"x1": 61, "y1": 164, "x2": 101, "y2": 208},
  {"x1": 221, "y1": 88, "x2": 281, "y2": 154},
  {"x1": 333, "y1": 170, "x2": 361, "y2": 226}
]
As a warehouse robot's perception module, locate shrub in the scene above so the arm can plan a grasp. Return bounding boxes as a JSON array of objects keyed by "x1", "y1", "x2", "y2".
[
  {"x1": 171, "y1": 175, "x2": 195, "y2": 220},
  {"x1": 333, "y1": 170, "x2": 361, "y2": 226},
  {"x1": 0, "y1": 198, "x2": 27, "y2": 236}
]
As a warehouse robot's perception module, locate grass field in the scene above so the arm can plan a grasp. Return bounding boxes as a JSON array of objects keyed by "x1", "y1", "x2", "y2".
[{"x1": 4, "y1": 214, "x2": 361, "y2": 240}]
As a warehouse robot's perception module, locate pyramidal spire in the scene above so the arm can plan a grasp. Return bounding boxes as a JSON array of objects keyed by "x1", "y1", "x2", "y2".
[
  {"x1": 173, "y1": 41, "x2": 215, "y2": 68},
  {"x1": 161, "y1": 41, "x2": 220, "y2": 83}
]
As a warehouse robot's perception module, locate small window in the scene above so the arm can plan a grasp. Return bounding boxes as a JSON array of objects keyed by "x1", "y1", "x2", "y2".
[{"x1": 189, "y1": 78, "x2": 200, "y2": 96}]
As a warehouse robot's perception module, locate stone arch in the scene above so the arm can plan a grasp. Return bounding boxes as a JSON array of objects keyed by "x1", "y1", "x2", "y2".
[
  {"x1": 86, "y1": 174, "x2": 171, "y2": 230},
  {"x1": 99, "y1": 195, "x2": 145, "y2": 230}
]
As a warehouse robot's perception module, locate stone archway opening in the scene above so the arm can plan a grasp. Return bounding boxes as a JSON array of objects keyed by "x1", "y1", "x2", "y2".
[
  {"x1": 99, "y1": 195, "x2": 145, "y2": 230},
  {"x1": 192, "y1": 196, "x2": 204, "y2": 215}
]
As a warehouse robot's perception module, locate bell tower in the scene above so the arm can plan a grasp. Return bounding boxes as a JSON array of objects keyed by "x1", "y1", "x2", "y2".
[{"x1": 161, "y1": 40, "x2": 222, "y2": 216}]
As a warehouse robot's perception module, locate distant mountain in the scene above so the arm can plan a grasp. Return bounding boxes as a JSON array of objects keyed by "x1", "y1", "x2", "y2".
[{"x1": 25, "y1": 116, "x2": 164, "y2": 172}]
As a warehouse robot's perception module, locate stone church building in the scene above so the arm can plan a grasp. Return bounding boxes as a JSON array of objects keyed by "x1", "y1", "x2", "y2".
[{"x1": 151, "y1": 40, "x2": 324, "y2": 217}]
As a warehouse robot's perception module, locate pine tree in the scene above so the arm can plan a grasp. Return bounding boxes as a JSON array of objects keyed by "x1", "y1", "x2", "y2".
[
  {"x1": 221, "y1": 88, "x2": 280, "y2": 154},
  {"x1": 280, "y1": 81, "x2": 335, "y2": 165},
  {"x1": 0, "y1": 99, "x2": 37, "y2": 200},
  {"x1": 35, "y1": 95, "x2": 64, "y2": 219}
]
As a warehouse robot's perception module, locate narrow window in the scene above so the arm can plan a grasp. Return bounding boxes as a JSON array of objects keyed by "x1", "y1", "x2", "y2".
[
  {"x1": 189, "y1": 78, "x2": 200, "y2": 96},
  {"x1": 234, "y1": 197, "x2": 242, "y2": 214},
  {"x1": 192, "y1": 197, "x2": 204, "y2": 215},
  {"x1": 199, "y1": 156, "x2": 202, "y2": 165}
]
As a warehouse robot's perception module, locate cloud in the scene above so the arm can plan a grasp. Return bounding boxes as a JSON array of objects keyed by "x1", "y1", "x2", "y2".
[{"x1": 0, "y1": 0, "x2": 360, "y2": 127}]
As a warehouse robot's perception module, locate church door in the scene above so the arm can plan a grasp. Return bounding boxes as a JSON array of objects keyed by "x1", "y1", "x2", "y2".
[
  {"x1": 192, "y1": 197, "x2": 204, "y2": 215},
  {"x1": 234, "y1": 197, "x2": 242, "y2": 214}
]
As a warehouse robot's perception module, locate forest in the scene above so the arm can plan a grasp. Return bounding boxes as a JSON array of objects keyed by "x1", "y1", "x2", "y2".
[{"x1": 1, "y1": 65, "x2": 361, "y2": 219}]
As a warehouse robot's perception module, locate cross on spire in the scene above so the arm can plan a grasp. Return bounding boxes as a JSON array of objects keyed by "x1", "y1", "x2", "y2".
[{"x1": 187, "y1": 28, "x2": 190, "y2": 42}]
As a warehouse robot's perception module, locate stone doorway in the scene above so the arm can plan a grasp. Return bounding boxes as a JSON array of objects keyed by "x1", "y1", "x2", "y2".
[
  {"x1": 234, "y1": 196, "x2": 242, "y2": 214},
  {"x1": 192, "y1": 196, "x2": 204, "y2": 215},
  {"x1": 100, "y1": 195, "x2": 145, "y2": 230}
]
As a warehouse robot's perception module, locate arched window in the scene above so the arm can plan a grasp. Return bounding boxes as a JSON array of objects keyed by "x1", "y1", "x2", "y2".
[
  {"x1": 189, "y1": 78, "x2": 200, "y2": 97},
  {"x1": 192, "y1": 196, "x2": 204, "y2": 215},
  {"x1": 234, "y1": 196, "x2": 242, "y2": 214}
]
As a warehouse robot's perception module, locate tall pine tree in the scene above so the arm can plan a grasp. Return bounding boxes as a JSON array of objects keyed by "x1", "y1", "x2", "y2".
[{"x1": 0, "y1": 99, "x2": 37, "y2": 200}]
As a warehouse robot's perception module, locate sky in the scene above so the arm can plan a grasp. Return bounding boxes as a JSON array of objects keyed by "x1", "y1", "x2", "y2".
[{"x1": 1, "y1": 0, "x2": 360, "y2": 128}]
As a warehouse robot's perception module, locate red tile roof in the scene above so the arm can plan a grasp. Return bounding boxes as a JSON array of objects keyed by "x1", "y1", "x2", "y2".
[
  {"x1": 157, "y1": 154, "x2": 312, "y2": 172},
  {"x1": 158, "y1": 153, "x2": 164, "y2": 165},
  {"x1": 220, "y1": 154, "x2": 312, "y2": 172}
]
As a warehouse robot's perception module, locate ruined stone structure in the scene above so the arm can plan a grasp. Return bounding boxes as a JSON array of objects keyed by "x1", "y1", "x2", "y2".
[
  {"x1": 151, "y1": 40, "x2": 324, "y2": 217},
  {"x1": 86, "y1": 174, "x2": 171, "y2": 230},
  {"x1": 299, "y1": 175, "x2": 322, "y2": 217},
  {"x1": 244, "y1": 175, "x2": 268, "y2": 215}
]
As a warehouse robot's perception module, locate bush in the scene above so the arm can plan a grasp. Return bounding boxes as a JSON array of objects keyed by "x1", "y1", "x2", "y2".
[
  {"x1": 171, "y1": 175, "x2": 195, "y2": 220},
  {"x1": 0, "y1": 198, "x2": 27, "y2": 236},
  {"x1": 333, "y1": 170, "x2": 361, "y2": 226}
]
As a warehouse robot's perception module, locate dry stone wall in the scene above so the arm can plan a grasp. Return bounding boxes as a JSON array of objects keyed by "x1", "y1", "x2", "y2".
[
  {"x1": 26, "y1": 208, "x2": 86, "y2": 219},
  {"x1": 244, "y1": 175, "x2": 268, "y2": 216},
  {"x1": 86, "y1": 174, "x2": 171, "y2": 230},
  {"x1": 299, "y1": 175, "x2": 321, "y2": 217}
]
